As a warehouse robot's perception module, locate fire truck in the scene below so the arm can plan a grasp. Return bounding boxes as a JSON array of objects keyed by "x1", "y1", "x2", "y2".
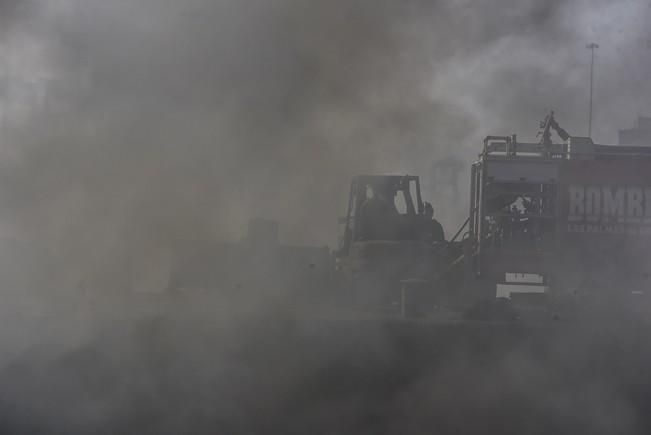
[{"x1": 467, "y1": 112, "x2": 651, "y2": 311}]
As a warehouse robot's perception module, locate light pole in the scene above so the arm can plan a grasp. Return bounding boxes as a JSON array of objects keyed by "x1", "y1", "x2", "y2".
[{"x1": 586, "y1": 42, "x2": 599, "y2": 138}]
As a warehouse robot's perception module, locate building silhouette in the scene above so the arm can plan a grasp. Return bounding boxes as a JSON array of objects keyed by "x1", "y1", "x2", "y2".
[{"x1": 619, "y1": 116, "x2": 651, "y2": 145}]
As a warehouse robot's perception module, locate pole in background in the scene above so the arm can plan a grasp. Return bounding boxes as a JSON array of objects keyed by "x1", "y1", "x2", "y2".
[{"x1": 586, "y1": 42, "x2": 599, "y2": 138}]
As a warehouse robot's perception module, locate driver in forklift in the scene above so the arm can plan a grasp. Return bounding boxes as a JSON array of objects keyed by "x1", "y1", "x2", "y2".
[
  {"x1": 359, "y1": 182, "x2": 400, "y2": 240},
  {"x1": 424, "y1": 202, "x2": 445, "y2": 242}
]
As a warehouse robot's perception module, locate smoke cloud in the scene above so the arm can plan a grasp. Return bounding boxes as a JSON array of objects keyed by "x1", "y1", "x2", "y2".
[
  {"x1": 0, "y1": 0, "x2": 650, "y2": 433},
  {"x1": 1, "y1": 0, "x2": 650, "y2": 249}
]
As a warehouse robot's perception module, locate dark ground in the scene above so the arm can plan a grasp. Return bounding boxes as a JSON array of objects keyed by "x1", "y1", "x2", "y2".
[{"x1": 1, "y1": 297, "x2": 651, "y2": 435}]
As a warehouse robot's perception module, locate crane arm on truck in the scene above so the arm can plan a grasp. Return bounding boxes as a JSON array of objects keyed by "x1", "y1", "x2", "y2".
[{"x1": 538, "y1": 111, "x2": 570, "y2": 145}]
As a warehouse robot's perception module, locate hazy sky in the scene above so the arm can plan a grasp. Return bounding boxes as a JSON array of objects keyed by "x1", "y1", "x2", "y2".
[{"x1": 0, "y1": 0, "x2": 649, "y2": 254}]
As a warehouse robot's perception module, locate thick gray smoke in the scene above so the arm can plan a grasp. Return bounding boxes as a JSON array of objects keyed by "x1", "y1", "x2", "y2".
[
  {"x1": 1, "y1": 0, "x2": 650, "y2": 252},
  {"x1": 0, "y1": 0, "x2": 651, "y2": 433}
]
